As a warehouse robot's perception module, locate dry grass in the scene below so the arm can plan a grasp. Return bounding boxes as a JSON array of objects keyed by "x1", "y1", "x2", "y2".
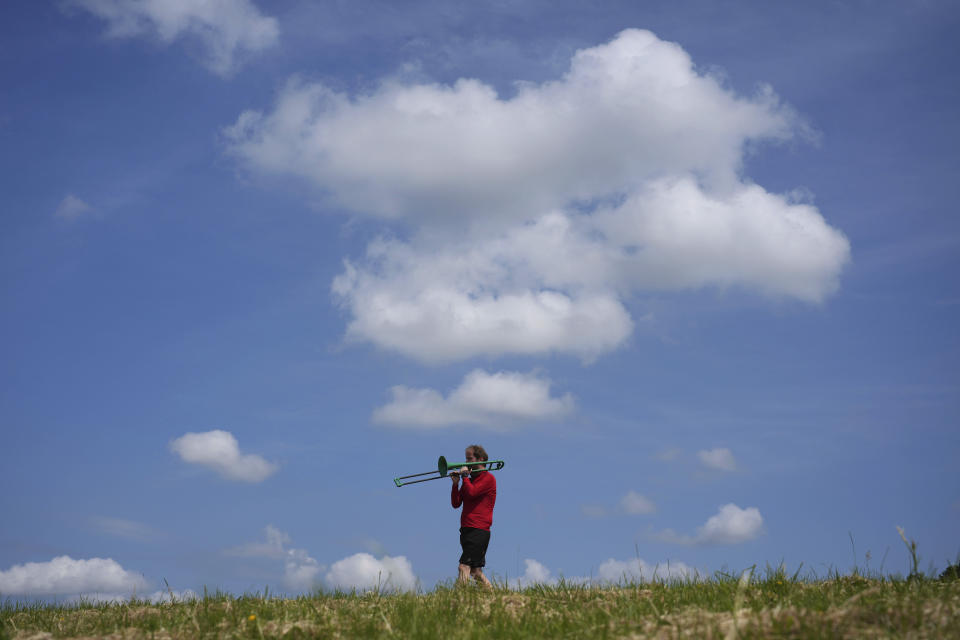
[{"x1": 3, "y1": 573, "x2": 959, "y2": 639}]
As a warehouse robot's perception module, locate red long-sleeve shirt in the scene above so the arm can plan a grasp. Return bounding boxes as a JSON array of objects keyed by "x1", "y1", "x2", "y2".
[{"x1": 451, "y1": 471, "x2": 497, "y2": 530}]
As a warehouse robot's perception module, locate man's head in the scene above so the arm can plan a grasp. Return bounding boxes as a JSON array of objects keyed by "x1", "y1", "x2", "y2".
[{"x1": 465, "y1": 444, "x2": 488, "y2": 463}]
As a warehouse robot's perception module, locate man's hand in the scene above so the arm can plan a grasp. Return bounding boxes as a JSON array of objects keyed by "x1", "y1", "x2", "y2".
[
  {"x1": 459, "y1": 466, "x2": 470, "y2": 476},
  {"x1": 450, "y1": 471, "x2": 460, "y2": 484}
]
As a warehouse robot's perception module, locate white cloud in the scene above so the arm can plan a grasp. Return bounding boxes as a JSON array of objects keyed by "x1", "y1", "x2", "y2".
[
  {"x1": 55, "y1": 194, "x2": 95, "y2": 220},
  {"x1": 510, "y1": 559, "x2": 554, "y2": 589},
  {"x1": 226, "y1": 29, "x2": 797, "y2": 221},
  {"x1": 226, "y1": 525, "x2": 322, "y2": 592},
  {"x1": 590, "y1": 178, "x2": 848, "y2": 302},
  {"x1": 595, "y1": 557, "x2": 696, "y2": 583},
  {"x1": 169, "y1": 429, "x2": 277, "y2": 483},
  {"x1": 372, "y1": 369, "x2": 574, "y2": 428},
  {"x1": 331, "y1": 177, "x2": 847, "y2": 362},
  {"x1": 697, "y1": 448, "x2": 737, "y2": 472},
  {"x1": 698, "y1": 504, "x2": 764, "y2": 544},
  {"x1": 508, "y1": 557, "x2": 696, "y2": 588},
  {"x1": 325, "y1": 553, "x2": 417, "y2": 593},
  {"x1": 227, "y1": 28, "x2": 850, "y2": 363},
  {"x1": 0, "y1": 556, "x2": 147, "y2": 596},
  {"x1": 619, "y1": 491, "x2": 656, "y2": 515},
  {"x1": 285, "y1": 556, "x2": 323, "y2": 594},
  {"x1": 332, "y1": 225, "x2": 634, "y2": 363},
  {"x1": 69, "y1": 0, "x2": 279, "y2": 76},
  {"x1": 656, "y1": 504, "x2": 765, "y2": 545}
]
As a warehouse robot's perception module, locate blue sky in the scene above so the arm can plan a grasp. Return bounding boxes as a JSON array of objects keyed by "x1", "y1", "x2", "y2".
[{"x1": 1, "y1": 0, "x2": 958, "y2": 600}]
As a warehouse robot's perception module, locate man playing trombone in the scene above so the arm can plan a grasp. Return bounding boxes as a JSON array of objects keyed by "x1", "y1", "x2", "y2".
[{"x1": 450, "y1": 444, "x2": 496, "y2": 589}]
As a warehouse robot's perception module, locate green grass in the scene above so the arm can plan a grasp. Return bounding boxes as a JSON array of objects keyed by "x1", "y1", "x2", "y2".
[{"x1": 3, "y1": 569, "x2": 960, "y2": 639}]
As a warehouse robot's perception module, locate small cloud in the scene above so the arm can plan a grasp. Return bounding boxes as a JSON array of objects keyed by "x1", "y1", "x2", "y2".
[
  {"x1": 595, "y1": 557, "x2": 695, "y2": 583},
  {"x1": 170, "y1": 429, "x2": 277, "y2": 483},
  {"x1": 55, "y1": 194, "x2": 95, "y2": 220},
  {"x1": 372, "y1": 369, "x2": 574, "y2": 429},
  {"x1": 66, "y1": 0, "x2": 279, "y2": 76},
  {"x1": 510, "y1": 559, "x2": 554, "y2": 589},
  {"x1": 226, "y1": 525, "x2": 322, "y2": 592},
  {"x1": 654, "y1": 504, "x2": 764, "y2": 545},
  {"x1": 325, "y1": 553, "x2": 417, "y2": 593},
  {"x1": 0, "y1": 556, "x2": 147, "y2": 596},
  {"x1": 619, "y1": 491, "x2": 656, "y2": 515},
  {"x1": 89, "y1": 516, "x2": 160, "y2": 541},
  {"x1": 697, "y1": 504, "x2": 763, "y2": 543},
  {"x1": 697, "y1": 448, "x2": 737, "y2": 472}
]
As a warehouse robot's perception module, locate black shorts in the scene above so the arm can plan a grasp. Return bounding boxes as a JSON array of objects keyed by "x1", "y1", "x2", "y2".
[{"x1": 459, "y1": 527, "x2": 490, "y2": 568}]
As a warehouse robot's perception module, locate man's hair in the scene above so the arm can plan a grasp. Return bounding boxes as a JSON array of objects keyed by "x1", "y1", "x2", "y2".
[{"x1": 467, "y1": 444, "x2": 488, "y2": 461}]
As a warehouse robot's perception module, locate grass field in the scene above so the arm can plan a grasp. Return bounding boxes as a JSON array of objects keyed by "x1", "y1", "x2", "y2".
[{"x1": 3, "y1": 567, "x2": 959, "y2": 639}]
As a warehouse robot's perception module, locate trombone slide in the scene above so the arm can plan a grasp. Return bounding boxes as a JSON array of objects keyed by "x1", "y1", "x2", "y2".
[{"x1": 393, "y1": 456, "x2": 505, "y2": 487}]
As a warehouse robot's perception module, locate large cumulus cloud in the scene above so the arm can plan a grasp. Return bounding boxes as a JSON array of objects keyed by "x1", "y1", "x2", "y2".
[
  {"x1": 226, "y1": 28, "x2": 850, "y2": 363},
  {"x1": 325, "y1": 553, "x2": 417, "y2": 593},
  {"x1": 0, "y1": 556, "x2": 147, "y2": 597}
]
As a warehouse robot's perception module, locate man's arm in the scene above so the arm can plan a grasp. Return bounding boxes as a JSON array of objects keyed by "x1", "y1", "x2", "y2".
[{"x1": 459, "y1": 473, "x2": 492, "y2": 499}]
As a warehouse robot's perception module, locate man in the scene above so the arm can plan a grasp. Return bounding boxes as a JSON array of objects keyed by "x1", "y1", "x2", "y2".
[{"x1": 450, "y1": 444, "x2": 496, "y2": 589}]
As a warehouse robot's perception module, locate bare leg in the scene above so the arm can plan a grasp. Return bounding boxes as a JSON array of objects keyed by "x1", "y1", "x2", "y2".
[
  {"x1": 470, "y1": 567, "x2": 493, "y2": 590},
  {"x1": 457, "y1": 563, "x2": 472, "y2": 585}
]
